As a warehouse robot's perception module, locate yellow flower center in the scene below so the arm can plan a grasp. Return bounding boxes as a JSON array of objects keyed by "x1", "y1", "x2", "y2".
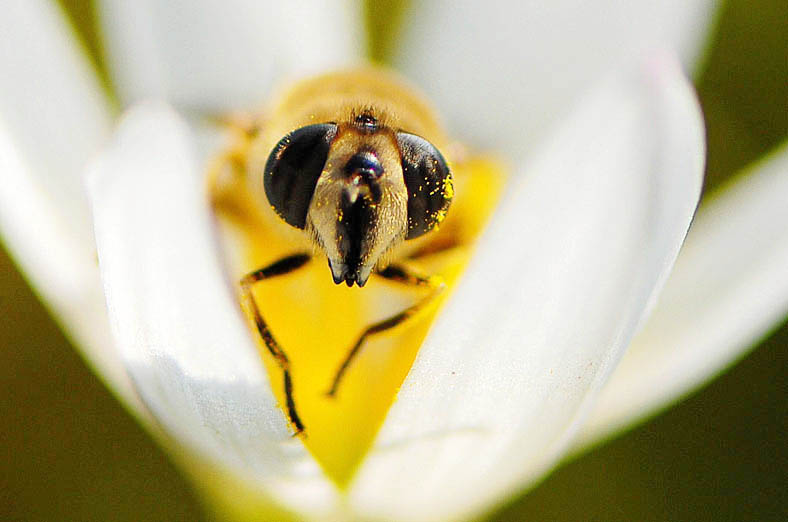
[{"x1": 215, "y1": 150, "x2": 504, "y2": 486}]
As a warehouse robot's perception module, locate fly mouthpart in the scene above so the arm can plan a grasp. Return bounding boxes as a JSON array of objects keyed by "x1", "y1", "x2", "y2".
[
  {"x1": 333, "y1": 173, "x2": 377, "y2": 288},
  {"x1": 328, "y1": 260, "x2": 370, "y2": 288},
  {"x1": 356, "y1": 267, "x2": 371, "y2": 287},
  {"x1": 329, "y1": 260, "x2": 348, "y2": 285}
]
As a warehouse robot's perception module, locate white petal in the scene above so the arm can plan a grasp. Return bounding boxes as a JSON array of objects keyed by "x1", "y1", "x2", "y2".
[
  {"x1": 575, "y1": 142, "x2": 788, "y2": 449},
  {"x1": 98, "y1": 0, "x2": 364, "y2": 110},
  {"x1": 350, "y1": 54, "x2": 705, "y2": 521},
  {"x1": 395, "y1": 0, "x2": 717, "y2": 159},
  {"x1": 87, "y1": 103, "x2": 338, "y2": 515},
  {"x1": 0, "y1": 0, "x2": 140, "y2": 406}
]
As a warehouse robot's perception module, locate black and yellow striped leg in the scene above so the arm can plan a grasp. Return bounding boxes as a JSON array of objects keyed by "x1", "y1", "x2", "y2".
[
  {"x1": 240, "y1": 253, "x2": 311, "y2": 434},
  {"x1": 325, "y1": 263, "x2": 446, "y2": 398}
]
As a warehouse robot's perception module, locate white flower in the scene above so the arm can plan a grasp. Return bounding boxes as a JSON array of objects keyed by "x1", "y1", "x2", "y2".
[{"x1": 1, "y1": 1, "x2": 786, "y2": 521}]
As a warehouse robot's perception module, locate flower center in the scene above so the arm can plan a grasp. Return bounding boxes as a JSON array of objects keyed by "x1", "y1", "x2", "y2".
[{"x1": 214, "y1": 154, "x2": 504, "y2": 486}]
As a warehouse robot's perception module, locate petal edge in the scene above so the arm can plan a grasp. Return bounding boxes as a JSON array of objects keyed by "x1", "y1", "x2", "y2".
[
  {"x1": 87, "y1": 102, "x2": 338, "y2": 516},
  {"x1": 576, "y1": 141, "x2": 788, "y2": 449},
  {"x1": 351, "y1": 53, "x2": 705, "y2": 522}
]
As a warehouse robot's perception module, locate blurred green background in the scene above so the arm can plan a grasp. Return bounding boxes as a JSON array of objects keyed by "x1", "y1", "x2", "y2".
[{"x1": 1, "y1": 0, "x2": 786, "y2": 520}]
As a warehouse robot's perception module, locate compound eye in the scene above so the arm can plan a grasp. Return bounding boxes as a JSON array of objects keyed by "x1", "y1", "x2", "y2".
[
  {"x1": 264, "y1": 123, "x2": 338, "y2": 229},
  {"x1": 396, "y1": 132, "x2": 453, "y2": 239}
]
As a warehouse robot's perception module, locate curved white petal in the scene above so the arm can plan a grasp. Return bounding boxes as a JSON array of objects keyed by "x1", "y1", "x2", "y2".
[
  {"x1": 350, "y1": 54, "x2": 705, "y2": 521},
  {"x1": 87, "y1": 103, "x2": 338, "y2": 516},
  {"x1": 395, "y1": 0, "x2": 717, "y2": 159},
  {"x1": 98, "y1": 0, "x2": 364, "y2": 110},
  {"x1": 0, "y1": 0, "x2": 140, "y2": 406},
  {"x1": 576, "y1": 142, "x2": 788, "y2": 448}
]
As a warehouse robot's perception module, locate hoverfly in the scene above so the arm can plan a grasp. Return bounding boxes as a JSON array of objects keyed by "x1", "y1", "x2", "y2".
[{"x1": 209, "y1": 69, "x2": 498, "y2": 443}]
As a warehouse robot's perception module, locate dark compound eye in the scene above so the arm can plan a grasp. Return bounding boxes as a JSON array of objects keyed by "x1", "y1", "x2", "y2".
[
  {"x1": 396, "y1": 132, "x2": 453, "y2": 239},
  {"x1": 264, "y1": 123, "x2": 338, "y2": 229}
]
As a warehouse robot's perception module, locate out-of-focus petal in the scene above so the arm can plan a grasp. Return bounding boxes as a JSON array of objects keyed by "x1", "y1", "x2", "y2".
[
  {"x1": 395, "y1": 0, "x2": 717, "y2": 159},
  {"x1": 87, "y1": 103, "x2": 338, "y2": 516},
  {"x1": 0, "y1": 0, "x2": 139, "y2": 407},
  {"x1": 576, "y1": 142, "x2": 788, "y2": 448},
  {"x1": 98, "y1": 0, "x2": 364, "y2": 111},
  {"x1": 350, "y1": 54, "x2": 705, "y2": 522}
]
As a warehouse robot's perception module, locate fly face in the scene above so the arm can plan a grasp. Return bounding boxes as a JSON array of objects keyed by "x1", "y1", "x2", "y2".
[
  {"x1": 308, "y1": 121, "x2": 408, "y2": 287},
  {"x1": 263, "y1": 110, "x2": 452, "y2": 287}
]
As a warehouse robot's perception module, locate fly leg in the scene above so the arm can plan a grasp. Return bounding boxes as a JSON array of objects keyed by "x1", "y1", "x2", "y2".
[
  {"x1": 325, "y1": 263, "x2": 446, "y2": 398},
  {"x1": 208, "y1": 120, "x2": 308, "y2": 433},
  {"x1": 240, "y1": 254, "x2": 311, "y2": 434}
]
